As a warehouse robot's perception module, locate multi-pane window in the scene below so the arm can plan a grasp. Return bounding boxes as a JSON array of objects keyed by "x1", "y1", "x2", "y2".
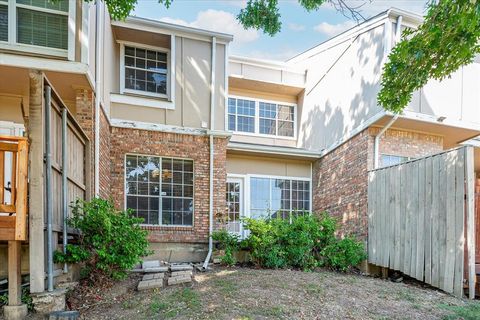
[
  {"x1": 226, "y1": 181, "x2": 241, "y2": 233},
  {"x1": 228, "y1": 97, "x2": 295, "y2": 138},
  {"x1": 124, "y1": 45, "x2": 168, "y2": 96},
  {"x1": 0, "y1": 0, "x2": 69, "y2": 49},
  {"x1": 250, "y1": 177, "x2": 310, "y2": 220},
  {"x1": 380, "y1": 154, "x2": 411, "y2": 167},
  {"x1": 126, "y1": 155, "x2": 194, "y2": 226},
  {"x1": 228, "y1": 98, "x2": 255, "y2": 133},
  {"x1": 0, "y1": 3, "x2": 7, "y2": 42}
]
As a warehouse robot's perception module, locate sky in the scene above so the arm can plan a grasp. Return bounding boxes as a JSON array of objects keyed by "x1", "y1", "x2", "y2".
[{"x1": 132, "y1": 0, "x2": 430, "y2": 61}]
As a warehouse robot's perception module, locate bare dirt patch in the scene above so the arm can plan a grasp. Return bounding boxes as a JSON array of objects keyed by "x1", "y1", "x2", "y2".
[{"x1": 25, "y1": 267, "x2": 480, "y2": 319}]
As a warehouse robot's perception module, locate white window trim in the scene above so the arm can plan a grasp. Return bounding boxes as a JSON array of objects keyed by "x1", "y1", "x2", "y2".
[
  {"x1": 123, "y1": 153, "x2": 195, "y2": 227},
  {"x1": 119, "y1": 41, "x2": 172, "y2": 101},
  {"x1": 0, "y1": 0, "x2": 74, "y2": 59},
  {"x1": 227, "y1": 95, "x2": 297, "y2": 140}
]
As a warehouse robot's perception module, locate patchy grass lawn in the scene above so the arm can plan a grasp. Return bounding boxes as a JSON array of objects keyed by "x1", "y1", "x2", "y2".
[{"x1": 29, "y1": 267, "x2": 480, "y2": 319}]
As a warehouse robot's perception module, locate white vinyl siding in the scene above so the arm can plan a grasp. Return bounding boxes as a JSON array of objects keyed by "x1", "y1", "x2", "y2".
[{"x1": 228, "y1": 96, "x2": 296, "y2": 139}]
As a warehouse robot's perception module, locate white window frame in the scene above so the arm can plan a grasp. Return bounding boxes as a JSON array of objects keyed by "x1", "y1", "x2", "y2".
[
  {"x1": 227, "y1": 95, "x2": 297, "y2": 140},
  {"x1": 246, "y1": 174, "x2": 312, "y2": 219},
  {"x1": 0, "y1": 0, "x2": 75, "y2": 59},
  {"x1": 380, "y1": 153, "x2": 413, "y2": 167},
  {"x1": 119, "y1": 41, "x2": 171, "y2": 100},
  {"x1": 123, "y1": 153, "x2": 195, "y2": 227}
]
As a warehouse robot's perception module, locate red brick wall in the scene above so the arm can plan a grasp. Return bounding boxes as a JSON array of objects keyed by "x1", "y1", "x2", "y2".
[
  {"x1": 313, "y1": 129, "x2": 371, "y2": 238},
  {"x1": 371, "y1": 127, "x2": 443, "y2": 159},
  {"x1": 98, "y1": 107, "x2": 111, "y2": 198},
  {"x1": 109, "y1": 127, "x2": 228, "y2": 243},
  {"x1": 74, "y1": 89, "x2": 95, "y2": 199},
  {"x1": 313, "y1": 127, "x2": 444, "y2": 238}
]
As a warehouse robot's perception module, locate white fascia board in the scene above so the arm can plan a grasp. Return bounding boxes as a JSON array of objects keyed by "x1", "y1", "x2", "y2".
[
  {"x1": 400, "y1": 110, "x2": 480, "y2": 132},
  {"x1": 110, "y1": 118, "x2": 231, "y2": 137},
  {"x1": 0, "y1": 52, "x2": 89, "y2": 74},
  {"x1": 227, "y1": 142, "x2": 321, "y2": 159},
  {"x1": 112, "y1": 17, "x2": 233, "y2": 43},
  {"x1": 229, "y1": 55, "x2": 306, "y2": 75}
]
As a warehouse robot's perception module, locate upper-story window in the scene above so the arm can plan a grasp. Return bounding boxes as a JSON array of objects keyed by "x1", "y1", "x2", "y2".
[
  {"x1": 228, "y1": 97, "x2": 296, "y2": 138},
  {"x1": 0, "y1": 0, "x2": 70, "y2": 51},
  {"x1": 121, "y1": 44, "x2": 169, "y2": 98},
  {"x1": 380, "y1": 154, "x2": 412, "y2": 167}
]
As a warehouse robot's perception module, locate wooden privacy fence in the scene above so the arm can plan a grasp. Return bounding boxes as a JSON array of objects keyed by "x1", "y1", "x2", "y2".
[
  {"x1": 368, "y1": 146, "x2": 476, "y2": 298},
  {"x1": 0, "y1": 136, "x2": 28, "y2": 241}
]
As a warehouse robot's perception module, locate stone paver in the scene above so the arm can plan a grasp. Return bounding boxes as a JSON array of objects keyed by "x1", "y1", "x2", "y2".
[{"x1": 137, "y1": 279, "x2": 164, "y2": 291}]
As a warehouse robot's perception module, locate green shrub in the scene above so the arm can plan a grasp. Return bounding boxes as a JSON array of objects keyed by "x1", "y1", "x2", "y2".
[
  {"x1": 54, "y1": 198, "x2": 151, "y2": 280},
  {"x1": 0, "y1": 288, "x2": 34, "y2": 311},
  {"x1": 320, "y1": 236, "x2": 367, "y2": 272},
  {"x1": 212, "y1": 229, "x2": 241, "y2": 266},
  {"x1": 239, "y1": 212, "x2": 365, "y2": 271}
]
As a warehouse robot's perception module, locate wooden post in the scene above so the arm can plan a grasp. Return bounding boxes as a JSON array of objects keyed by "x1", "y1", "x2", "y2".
[
  {"x1": 465, "y1": 146, "x2": 476, "y2": 299},
  {"x1": 7, "y1": 241, "x2": 22, "y2": 306},
  {"x1": 28, "y1": 70, "x2": 45, "y2": 294}
]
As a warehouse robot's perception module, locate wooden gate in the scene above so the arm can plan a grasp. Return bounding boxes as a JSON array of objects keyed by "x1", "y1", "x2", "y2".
[{"x1": 368, "y1": 146, "x2": 476, "y2": 298}]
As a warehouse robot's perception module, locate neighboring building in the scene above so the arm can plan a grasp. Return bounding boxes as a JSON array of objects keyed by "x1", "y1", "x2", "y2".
[{"x1": 1, "y1": 3, "x2": 480, "y2": 315}]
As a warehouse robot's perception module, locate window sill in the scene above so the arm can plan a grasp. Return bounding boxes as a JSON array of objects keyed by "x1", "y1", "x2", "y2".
[
  {"x1": 229, "y1": 130, "x2": 297, "y2": 141},
  {"x1": 0, "y1": 42, "x2": 68, "y2": 59},
  {"x1": 111, "y1": 93, "x2": 175, "y2": 110},
  {"x1": 140, "y1": 224, "x2": 194, "y2": 231}
]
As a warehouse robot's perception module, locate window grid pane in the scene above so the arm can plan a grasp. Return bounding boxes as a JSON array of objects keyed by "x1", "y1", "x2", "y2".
[
  {"x1": 228, "y1": 98, "x2": 255, "y2": 133},
  {"x1": 0, "y1": 4, "x2": 7, "y2": 42},
  {"x1": 250, "y1": 177, "x2": 310, "y2": 221},
  {"x1": 125, "y1": 155, "x2": 193, "y2": 226},
  {"x1": 124, "y1": 46, "x2": 168, "y2": 95}
]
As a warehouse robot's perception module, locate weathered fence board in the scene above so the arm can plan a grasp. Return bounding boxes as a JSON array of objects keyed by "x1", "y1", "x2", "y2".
[{"x1": 368, "y1": 146, "x2": 475, "y2": 298}]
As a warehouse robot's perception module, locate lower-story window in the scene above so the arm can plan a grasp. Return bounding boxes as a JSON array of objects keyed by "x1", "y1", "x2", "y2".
[
  {"x1": 380, "y1": 154, "x2": 412, "y2": 167},
  {"x1": 250, "y1": 177, "x2": 310, "y2": 220},
  {"x1": 125, "y1": 155, "x2": 194, "y2": 226}
]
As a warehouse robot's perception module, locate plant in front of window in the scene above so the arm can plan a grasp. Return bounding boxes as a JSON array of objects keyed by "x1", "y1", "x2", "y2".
[
  {"x1": 53, "y1": 198, "x2": 151, "y2": 281},
  {"x1": 211, "y1": 229, "x2": 241, "y2": 267}
]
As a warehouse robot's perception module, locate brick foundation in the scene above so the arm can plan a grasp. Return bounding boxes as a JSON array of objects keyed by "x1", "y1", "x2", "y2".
[
  {"x1": 109, "y1": 127, "x2": 228, "y2": 243},
  {"x1": 313, "y1": 127, "x2": 444, "y2": 238}
]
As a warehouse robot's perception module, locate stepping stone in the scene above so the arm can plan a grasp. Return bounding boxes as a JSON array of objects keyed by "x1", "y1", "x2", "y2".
[
  {"x1": 144, "y1": 266, "x2": 169, "y2": 273},
  {"x1": 170, "y1": 264, "x2": 193, "y2": 271},
  {"x1": 171, "y1": 270, "x2": 192, "y2": 277},
  {"x1": 167, "y1": 276, "x2": 192, "y2": 286},
  {"x1": 137, "y1": 279, "x2": 164, "y2": 291},
  {"x1": 142, "y1": 260, "x2": 160, "y2": 269},
  {"x1": 142, "y1": 273, "x2": 165, "y2": 281}
]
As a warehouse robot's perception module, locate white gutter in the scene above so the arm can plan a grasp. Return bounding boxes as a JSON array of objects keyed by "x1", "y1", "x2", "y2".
[
  {"x1": 203, "y1": 36, "x2": 216, "y2": 270},
  {"x1": 94, "y1": 1, "x2": 102, "y2": 197},
  {"x1": 374, "y1": 15, "x2": 403, "y2": 169}
]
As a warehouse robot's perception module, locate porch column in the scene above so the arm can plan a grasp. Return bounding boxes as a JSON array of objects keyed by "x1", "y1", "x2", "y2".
[{"x1": 28, "y1": 70, "x2": 45, "y2": 294}]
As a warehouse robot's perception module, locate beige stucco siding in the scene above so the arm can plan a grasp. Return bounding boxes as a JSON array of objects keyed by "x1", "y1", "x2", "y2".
[
  {"x1": 109, "y1": 35, "x2": 227, "y2": 130},
  {"x1": 0, "y1": 97, "x2": 24, "y2": 124},
  {"x1": 226, "y1": 154, "x2": 312, "y2": 178}
]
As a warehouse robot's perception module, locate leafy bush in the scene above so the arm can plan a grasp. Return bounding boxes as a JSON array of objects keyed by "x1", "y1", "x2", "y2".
[
  {"x1": 0, "y1": 288, "x2": 34, "y2": 311},
  {"x1": 212, "y1": 229, "x2": 241, "y2": 266},
  {"x1": 214, "y1": 212, "x2": 366, "y2": 272},
  {"x1": 320, "y1": 236, "x2": 367, "y2": 271},
  {"x1": 54, "y1": 198, "x2": 151, "y2": 280}
]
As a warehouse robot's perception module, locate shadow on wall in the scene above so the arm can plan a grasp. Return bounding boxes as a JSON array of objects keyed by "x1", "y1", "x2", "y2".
[{"x1": 299, "y1": 24, "x2": 387, "y2": 151}]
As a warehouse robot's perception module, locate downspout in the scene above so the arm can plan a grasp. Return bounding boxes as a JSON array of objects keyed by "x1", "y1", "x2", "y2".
[
  {"x1": 94, "y1": 0, "x2": 102, "y2": 197},
  {"x1": 44, "y1": 85, "x2": 53, "y2": 292},
  {"x1": 374, "y1": 15, "x2": 403, "y2": 169},
  {"x1": 203, "y1": 36, "x2": 216, "y2": 270}
]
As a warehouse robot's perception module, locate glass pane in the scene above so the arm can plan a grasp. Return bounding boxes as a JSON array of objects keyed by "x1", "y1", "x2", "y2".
[
  {"x1": 125, "y1": 46, "x2": 135, "y2": 56},
  {"x1": 259, "y1": 102, "x2": 276, "y2": 119},
  {"x1": 278, "y1": 105, "x2": 294, "y2": 121},
  {"x1": 237, "y1": 99, "x2": 255, "y2": 116},
  {"x1": 250, "y1": 178, "x2": 270, "y2": 219},
  {"x1": 17, "y1": 8, "x2": 68, "y2": 49},
  {"x1": 184, "y1": 160, "x2": 193, "y2": 172},
  {"x1": 237, "y1": 116, "x2": 254, "y2": 133},
  {"x1": 17, "y1": 0, "x2": 69, "y2": 12},
  {"x1": 259, "y1": 118, "x2": 276, "y2": 135},
  {"x1": 278, "y1": 121, "x2": 294, "y2": 137},
  {"x1": 162, "y1": 211, "x2": 172, "y2": 225},
  {"x1": 0, "y1": 5, "x2": 7, "y2": 42},
  {"x1": 228, "y1": 115, "x2": 236, "y2": 131},
  {"x1": 126, "y1": 196, "x2": 137, "y2": 211}
]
